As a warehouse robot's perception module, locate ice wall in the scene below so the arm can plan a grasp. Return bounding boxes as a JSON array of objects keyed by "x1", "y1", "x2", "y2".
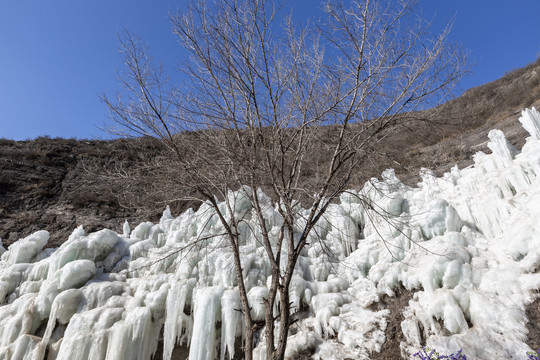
[{"x1": 0, "y1": 108, "x2": 540, "y2": 360}]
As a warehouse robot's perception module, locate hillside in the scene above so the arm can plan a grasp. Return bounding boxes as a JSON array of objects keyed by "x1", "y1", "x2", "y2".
[
  {"x1": 1, "y1": 58, "x2": 540, "y2": 248},
  {"x1": 2, "y1": 106, "x2": 540, "y2": 359}
]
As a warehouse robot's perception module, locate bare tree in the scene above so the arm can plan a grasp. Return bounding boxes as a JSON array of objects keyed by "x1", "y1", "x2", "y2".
[{"x1": 103, "y1": 0, "x2": 466, "y2": 359}]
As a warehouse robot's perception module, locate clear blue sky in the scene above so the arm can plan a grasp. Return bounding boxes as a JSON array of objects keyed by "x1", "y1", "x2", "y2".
[{"x1": 1, "y1": 1, "x2": 539, "y2": 140}]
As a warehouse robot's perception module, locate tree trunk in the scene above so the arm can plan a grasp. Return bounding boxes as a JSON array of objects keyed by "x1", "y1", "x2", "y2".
[
  {"x1": 264, "y1": 272, "x2": 279, "y2": 360},
  {"x1": 229, "y1": 232, "x2": 255, "y2": 360},
  {"x1": 244, "y1": 324, "x2": 254, "y2": 360},
  {"x1": 274, "y1": 285, "x2": 291, "y2": 360}
]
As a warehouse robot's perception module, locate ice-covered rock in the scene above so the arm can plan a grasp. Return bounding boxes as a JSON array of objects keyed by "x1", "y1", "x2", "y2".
[{"x1": 1, "y1": 230, "x2": 49, "y2": 265}]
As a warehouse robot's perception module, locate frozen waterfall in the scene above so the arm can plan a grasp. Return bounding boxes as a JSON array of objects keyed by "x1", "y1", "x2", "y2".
[{"x1": 1, "y1": 108, "x2": 540, "y2": 359}]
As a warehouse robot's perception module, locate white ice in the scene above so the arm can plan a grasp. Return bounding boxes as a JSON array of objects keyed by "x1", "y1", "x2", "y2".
[{"x1": 1, "y1": 107, "x2": 540, "y2": 360}]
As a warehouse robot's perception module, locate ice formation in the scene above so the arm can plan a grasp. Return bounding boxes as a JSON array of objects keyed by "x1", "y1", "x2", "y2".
[{"x1": 1, "y1": 108, "x2": 540, "y2": 360}]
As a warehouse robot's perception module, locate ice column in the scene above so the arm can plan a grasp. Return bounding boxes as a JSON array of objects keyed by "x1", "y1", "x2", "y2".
[
  {"x1": 220, "y1": 290, "x2": 242, "y2": 360},
  {"x1": 519, "y1": 107, "x2": 540, "y2": 140},
  {"x1": 189, "y1": 286, "x2": 225, "y2": 360},
  {"x1": 164, "y1": 279, "x2": 194, "y2": 360},
  {"x1": 123, "y1": 220, "x2": 130, "y2": 237}
]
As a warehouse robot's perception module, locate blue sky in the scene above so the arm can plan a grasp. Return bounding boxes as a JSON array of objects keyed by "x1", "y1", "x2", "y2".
[{"x1": 1, "y1": 1, "x2": 539, "y2": 140}]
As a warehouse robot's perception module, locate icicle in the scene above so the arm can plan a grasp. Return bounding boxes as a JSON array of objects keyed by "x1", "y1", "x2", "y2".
[
  {"x1": 33, "y1": 306, "x2": 57, "y2": 360},
  {"x1": 487, "y1": 129, "x2": 517, "y2": 168},
  {"x1": 519, "y1": 107, "x2": 540, "y2": 140},
  {"x1": 33, "y1": 289, "x2": 83, "y2": 359},
  {"x1": 220, "y1": 290, "x2": 242, "y2": 360},
  {"x1": 163, "y1": 279, "x2": 194, "y2": 360},
  {"x1": 123, "y1": 220, "x2": 130, "y2": 237},
  {"x1": 105, "y1": 307, "x2": 156, "y2": 360},
  {"x1": 189, "y1": 286, "x2": 224, "y2": 360}
]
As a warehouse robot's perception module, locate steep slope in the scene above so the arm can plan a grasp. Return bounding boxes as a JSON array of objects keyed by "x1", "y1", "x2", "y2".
[
  {"x1": 0, "y1": 138, "x2": 172, "y2": 247},
  {"x1": 1, "y1": 107, "x2": 540, "y2": 360}
]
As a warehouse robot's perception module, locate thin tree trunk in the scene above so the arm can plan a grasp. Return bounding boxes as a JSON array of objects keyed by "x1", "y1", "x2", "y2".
[
  {"x1": 226, "y1": 227, "x2": 255, "y2": 360},
  {"x1": 264, "y1": 270, "x2": 280, "y2": 359},
  {"x1": 273, "y1": 227, "x2": 296, "y2": 360},
  {"x1": 274, "y1": 285, "x2": 291, "y2": 360}
]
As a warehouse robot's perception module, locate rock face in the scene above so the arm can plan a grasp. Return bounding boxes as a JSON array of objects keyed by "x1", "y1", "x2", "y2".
[
  {"x1": 0, "y1": 138, "x2": 166, "y2": 247},
  {"x1": 1, "y1": 58, "x2": 540, "y2": 248},
  {"x1": 0, "y1": 138, "x2": 78, "y2": 246}
]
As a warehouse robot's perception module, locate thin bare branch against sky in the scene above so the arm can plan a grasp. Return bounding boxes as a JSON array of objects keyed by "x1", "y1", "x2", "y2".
[{"x1": 1, "y1": 0, "x2": 539, "y2": 140}]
